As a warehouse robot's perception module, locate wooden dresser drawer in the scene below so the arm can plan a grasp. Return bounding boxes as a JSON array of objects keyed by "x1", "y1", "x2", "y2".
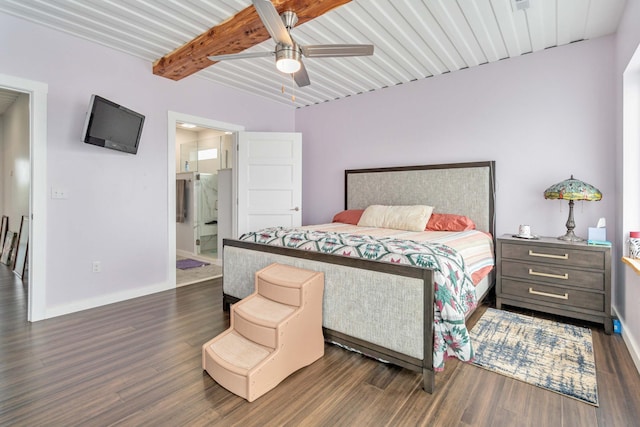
[
  {"x1": 501, "y1": 260, "x2": 605, "y2": 291},
  {"x1": 501, "y1": 242, "x2": 605, "y2": 269},
  {"x1": 501, "y1": 279, "x2": 604, "y2": 312}
]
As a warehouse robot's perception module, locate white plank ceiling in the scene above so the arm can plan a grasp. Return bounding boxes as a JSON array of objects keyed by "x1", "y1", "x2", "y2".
[{"x1": 0, "y1": 0, "x2": 626, "y2": 109}]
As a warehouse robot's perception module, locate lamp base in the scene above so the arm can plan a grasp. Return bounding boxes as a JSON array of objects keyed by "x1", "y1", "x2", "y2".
[
  {"x1": 557, "y1": 199, "x2": 584, "y2": 242},
  {"x1": 557, "y1": 230, "x2": 584, "y2": 242}
]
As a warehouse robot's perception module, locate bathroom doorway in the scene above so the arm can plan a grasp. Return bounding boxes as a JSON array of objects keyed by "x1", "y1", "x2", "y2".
[
  {"x1": 175, "y1": 124, "x2": 234, "y2": 261},
  {"x1": 167, "y1": 112, "x2": 244, "y2": 287}
]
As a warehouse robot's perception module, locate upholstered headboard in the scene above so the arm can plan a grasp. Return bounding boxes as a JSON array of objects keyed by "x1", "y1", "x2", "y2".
[{"x1": 345, "y1": 161, "x2": 496, "y2": 235}]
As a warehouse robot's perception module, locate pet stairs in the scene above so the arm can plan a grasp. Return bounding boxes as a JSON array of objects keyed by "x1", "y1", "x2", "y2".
[{"x1": 202, "y1": 263, "x2": 324, "y2": 402}]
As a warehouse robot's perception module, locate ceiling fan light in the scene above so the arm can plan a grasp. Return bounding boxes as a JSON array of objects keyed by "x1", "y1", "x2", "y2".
[
  {"x1": 276, "y1": 58, "x2": 300, "y2": 73},
  {"x1": 275, "y1": 43, "x2": 301, "y2": 73}
]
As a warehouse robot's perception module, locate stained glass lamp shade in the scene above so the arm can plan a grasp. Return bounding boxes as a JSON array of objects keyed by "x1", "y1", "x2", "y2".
[{"x1": 543, "y1": 175, "x2": 602, "y2": 242}]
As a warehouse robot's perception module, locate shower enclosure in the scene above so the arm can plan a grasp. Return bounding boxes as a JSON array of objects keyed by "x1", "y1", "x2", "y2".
[{"x1": 176, "y1": 127, "x2": 233, "y2": 260}]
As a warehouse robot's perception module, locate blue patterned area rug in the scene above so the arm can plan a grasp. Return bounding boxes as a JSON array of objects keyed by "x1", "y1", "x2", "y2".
[{"x1": 469, "y1": 308, "x2": 598, "y2": 406}]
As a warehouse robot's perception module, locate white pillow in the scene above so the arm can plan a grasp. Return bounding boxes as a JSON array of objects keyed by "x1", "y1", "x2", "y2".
[{"x1": 357, "y1": 205, "x2": 434, "y2": 232}]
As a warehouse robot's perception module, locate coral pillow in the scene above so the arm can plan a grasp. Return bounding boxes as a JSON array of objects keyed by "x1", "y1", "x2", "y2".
[
  {"x1": 358, "y1": 205, "x2": 434, "y2": 232},
  {"x1": 332, "y1": 209, "x2": 364, "y2": 225},
  {"x1": 333, "y1": 210, "x2": 475, "y2": 232},
  {"x1": 426, "y1": 213, "x2": 476, "y2": 231}
]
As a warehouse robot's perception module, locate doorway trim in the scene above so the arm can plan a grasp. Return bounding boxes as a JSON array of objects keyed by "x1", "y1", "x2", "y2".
[
  {"x1": 0, "y1": 73, "x2": 48, "y2": 321},
  {"x1": 167, "y1": 111, "x2": 244, "y2": 287}
]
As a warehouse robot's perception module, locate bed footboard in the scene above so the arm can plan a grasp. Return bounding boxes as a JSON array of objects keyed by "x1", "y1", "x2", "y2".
[{"x1": 222, "y1": 239, "x2": 435, "y2": 393}]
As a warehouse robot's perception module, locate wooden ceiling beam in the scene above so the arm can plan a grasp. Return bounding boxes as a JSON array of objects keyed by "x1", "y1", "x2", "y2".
[{"x1": 153, "y1": 0, "x2": 352, "y2": 81}]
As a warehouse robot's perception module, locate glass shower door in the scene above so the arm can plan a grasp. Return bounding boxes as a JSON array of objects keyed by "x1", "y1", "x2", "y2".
[
  {"x1": 178, "y1": 131, "x2": 223, "y2": 259},
  {"x1": 197, "y1": 173, "x2": 218, "y2": 258}
]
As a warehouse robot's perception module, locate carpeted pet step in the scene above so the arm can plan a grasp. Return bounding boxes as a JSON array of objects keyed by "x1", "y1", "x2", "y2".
[
  {"x1": 203, "y1": 331, "x2": 272, "y2": 399},
  {"x1": 202, "y1": 263, "x2": 325, "y2": 402},
  {"x1": 233, "y1": 295, "x2": 296, "y2": 348},
  {"x1": 209, "y1": 330, "x2": 271, "y2": 373}
]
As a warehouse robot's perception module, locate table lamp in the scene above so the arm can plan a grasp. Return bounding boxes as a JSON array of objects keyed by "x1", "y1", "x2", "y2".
[{"x1": 543, "y1": 175, "x2": 602, "y2": 242}]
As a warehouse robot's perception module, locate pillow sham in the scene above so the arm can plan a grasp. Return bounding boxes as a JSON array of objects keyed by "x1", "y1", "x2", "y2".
[
  {"x1": 426, "y1": 213, "x2": 476, "y2": 231},
  {"x1": 332, "y1": 209, "x2": 364, "y2": 225},
  {"x1": 332, "y1": 209, "x2": 476, "y2": 232},
  {"x1": 357, "y1": 205, "x2": 434, "y2": 232}
]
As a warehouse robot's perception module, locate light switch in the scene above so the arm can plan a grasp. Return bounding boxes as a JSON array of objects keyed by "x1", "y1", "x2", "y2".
[{"x1": 51, "y1": 187, "x2": 68, "y2": 199}]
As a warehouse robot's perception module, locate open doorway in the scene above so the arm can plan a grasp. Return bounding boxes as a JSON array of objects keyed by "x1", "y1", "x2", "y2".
[
  {"x1": 0, "y1": 88, "x2": 29, "y2": 309},
  {"x1": 167, "y1": 112, "x2": 244, "y2": 288},
  {"x1": 175, "y1": 124, "x2": 232, "y2": 261},
  {"x1": 0, "y1": 73, "x2": 48, "y2": 321}
]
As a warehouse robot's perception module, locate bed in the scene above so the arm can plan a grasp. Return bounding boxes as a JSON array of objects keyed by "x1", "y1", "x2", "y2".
[{"x1": 222, "y1": 161, "x2": 496, "y2": 393}]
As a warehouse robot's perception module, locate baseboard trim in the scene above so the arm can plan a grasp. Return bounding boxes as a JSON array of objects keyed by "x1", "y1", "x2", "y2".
[
  {"x1": 613, "y1": 307, "x2": 640, "y2": 375},
  {"x1": 622, "y1": 322, "x2": 640, "y2": 375},
  {"x1": 43, "y1": 281, "x2": 174, "y2": 320}
]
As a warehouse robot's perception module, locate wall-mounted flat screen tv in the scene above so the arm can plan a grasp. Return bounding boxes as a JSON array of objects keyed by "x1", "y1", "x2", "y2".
[{"x1": 81, "y1": 95, "x2": 145, "y2": 154}]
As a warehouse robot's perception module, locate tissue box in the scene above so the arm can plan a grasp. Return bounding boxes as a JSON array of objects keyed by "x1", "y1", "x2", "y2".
[{"x1": 588, "y1": 227, "x2": 606, "y2": 242}]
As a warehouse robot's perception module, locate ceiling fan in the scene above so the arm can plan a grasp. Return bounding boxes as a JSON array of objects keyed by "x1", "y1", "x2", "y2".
[{"x1": 208, "y1": 0, "x2": 374, "y2": 87}]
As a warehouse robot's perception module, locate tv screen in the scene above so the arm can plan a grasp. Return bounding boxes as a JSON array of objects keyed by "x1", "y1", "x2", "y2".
[{"x1": 81, "y1": 95, "x2": 145, "y2": 154}]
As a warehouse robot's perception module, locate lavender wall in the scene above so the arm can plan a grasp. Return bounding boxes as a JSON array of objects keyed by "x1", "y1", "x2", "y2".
[
  {"x1": 296, "y1": 36, "x2": 616, "y2": 243},
  {"x1": 296, "y1": 32, "x2": 639, "y2": 367},
  {"x1": 0, "y1": 13, "x2": 295, "y2": 314}
]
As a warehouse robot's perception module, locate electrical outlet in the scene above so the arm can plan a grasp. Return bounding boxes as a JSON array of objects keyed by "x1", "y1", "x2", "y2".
[{"x1": 92, "y1": 261, "x2": 101, "y2": 273}]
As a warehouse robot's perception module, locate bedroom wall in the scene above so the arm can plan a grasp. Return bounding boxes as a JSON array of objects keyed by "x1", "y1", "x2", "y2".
[
  {"x1": 296, "y1": 31, "x2": 636, "y2": 367},
  {"x1": 0, "y1": 12, "x2": 295, "y2": 316},
  {"x1": 615, "y1": 0, "x2": 640, "y2": 371},
  {"x1": 296, "y1": 36, "x2": 615, "y2": 241}
]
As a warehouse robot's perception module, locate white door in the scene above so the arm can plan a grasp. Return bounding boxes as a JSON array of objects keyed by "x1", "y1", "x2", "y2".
[{"x1": 236, "y1": 131, "x2": 302, "y2": 237}]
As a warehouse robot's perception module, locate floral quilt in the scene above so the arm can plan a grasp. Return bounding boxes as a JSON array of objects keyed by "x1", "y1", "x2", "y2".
[{"x1": 239, "y1": 227, "x2": 478, "y2": 370}]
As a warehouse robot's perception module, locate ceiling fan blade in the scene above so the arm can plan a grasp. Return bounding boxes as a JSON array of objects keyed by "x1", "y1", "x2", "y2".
[
  {"x1": 252, "y1": 0, "x2": 293, "y2": 46},
  {"x1": 208, "y1": 51, "x2": 274, "y2": 62},
  {"x1": 294, "y1": 60, "x2": 311, "y2": 87},
  {"x1": 301, "y1": 44, "x2": 374, "y2": 58}
]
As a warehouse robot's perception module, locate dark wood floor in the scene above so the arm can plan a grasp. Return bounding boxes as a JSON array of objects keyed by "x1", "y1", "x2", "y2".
[{"x1": 1, "y1": 264, "x2": 639, "y2": 426}]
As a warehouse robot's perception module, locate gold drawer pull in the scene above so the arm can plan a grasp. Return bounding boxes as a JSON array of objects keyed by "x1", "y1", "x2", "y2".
[
  {"x1": 528, "y1": 250, "x2": 568, "y2": 260},
  {"x1": 528, "y1": 287, "x2": 569, "y2": 300},
  {"x1": 528, "y1": 269, "x2": 568, "y2": 280}
]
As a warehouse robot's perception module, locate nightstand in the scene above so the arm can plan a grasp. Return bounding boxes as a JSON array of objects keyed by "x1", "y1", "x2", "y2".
[{"x1": 496, "y1": 234, "x2": 612, "y2": 334}]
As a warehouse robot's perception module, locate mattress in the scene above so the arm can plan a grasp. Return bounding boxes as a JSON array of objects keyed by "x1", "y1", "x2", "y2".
[{"x1": 300, "y1": 222, "x2": 495, "y2": 286}]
